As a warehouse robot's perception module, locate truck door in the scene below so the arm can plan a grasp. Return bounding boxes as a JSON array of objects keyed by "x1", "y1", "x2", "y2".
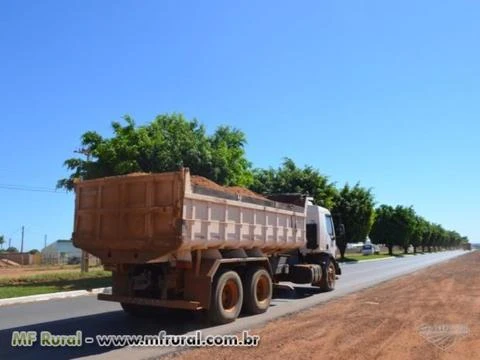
[{"x1": 324, "y1": 214, "x2": 336, "y2": 256}]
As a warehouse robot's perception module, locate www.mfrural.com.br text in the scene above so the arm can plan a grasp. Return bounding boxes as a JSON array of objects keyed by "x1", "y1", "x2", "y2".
[{"x1": 11, "y1": 330, "x2": 260, "y2": 348}]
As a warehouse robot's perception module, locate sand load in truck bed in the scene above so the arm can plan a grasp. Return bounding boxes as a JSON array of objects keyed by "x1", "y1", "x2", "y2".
[{"x1": 73, "y1": 169, "x2": 307, "y2": 264}]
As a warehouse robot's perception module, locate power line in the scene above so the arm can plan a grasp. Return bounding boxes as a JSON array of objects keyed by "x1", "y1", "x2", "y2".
[
  {"x1": 4, "y1": 227, "x2": 23, "y2": 239},
  {"x1": 0, "y1": 184, "x2": 68, "y2": 194}
]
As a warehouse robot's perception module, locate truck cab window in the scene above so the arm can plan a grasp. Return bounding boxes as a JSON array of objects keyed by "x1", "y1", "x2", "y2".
[{"x1": 325, "y1": 215, "x2": 335, "y2": 238}]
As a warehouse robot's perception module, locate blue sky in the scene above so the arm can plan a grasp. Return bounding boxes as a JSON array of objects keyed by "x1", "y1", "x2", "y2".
[{"x1": 0, "y1": 0, "x2": 478, "y2": 251}]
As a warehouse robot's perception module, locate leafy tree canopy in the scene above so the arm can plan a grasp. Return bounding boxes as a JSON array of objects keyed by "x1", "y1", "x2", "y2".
[
  {"x1": 391, "y1": 205, "x2": 417, "y2": 252},
  {"x1": 250, "y1": 158, "x2": 337, "y2": 208},
  {"x1": 370, "y1": 204, "x2": 397, "y2": 253},
  {"x1": 331, "y1": 183, "x2": 376, "y2": 258},
  {"x1": 58, "y1": 114, "x2": 253, "y2": 189}
]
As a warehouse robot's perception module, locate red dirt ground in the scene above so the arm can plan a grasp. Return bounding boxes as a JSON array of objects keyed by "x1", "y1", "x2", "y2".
[{"x1": 166, "y1": 251, "x2": 480, "y2": 360}]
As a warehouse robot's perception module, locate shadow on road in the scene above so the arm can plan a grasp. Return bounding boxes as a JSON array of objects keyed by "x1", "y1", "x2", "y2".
[
  {"x1": 273, "y1": 285, "x2": 322, "y2": 300},
  {"x1": 0, "y1": 286, "x2": 321, "y2": 360},
  {"x1": 0, "y1": 309, "x2": 206, "y2": 360}
]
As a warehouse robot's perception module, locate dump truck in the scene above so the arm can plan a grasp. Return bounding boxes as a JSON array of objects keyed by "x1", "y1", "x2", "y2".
[{"x1": 73, "y1": 168, "x2": 342, "y2": 324}]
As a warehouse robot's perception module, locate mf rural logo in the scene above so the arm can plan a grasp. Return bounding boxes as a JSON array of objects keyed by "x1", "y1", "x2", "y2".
[{"x1": 418, "y1": 324, "x2": 469, "y2": 350}]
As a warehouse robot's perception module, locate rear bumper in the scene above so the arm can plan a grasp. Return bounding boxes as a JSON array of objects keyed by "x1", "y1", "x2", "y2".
[{"x1": 98, "y1": 293, "x2": 202, "y2": 310}]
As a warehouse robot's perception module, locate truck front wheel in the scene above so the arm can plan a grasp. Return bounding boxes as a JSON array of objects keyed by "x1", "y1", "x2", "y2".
[
  {"x1": 209, "y1": 270, "x2": 243, "y2": 324},
  {"x1": 319, "y1": 259, "x2": 336, "y2": 292},
  {"x1": 243, "y1": 267, "x2": 272, "y2": 315}
]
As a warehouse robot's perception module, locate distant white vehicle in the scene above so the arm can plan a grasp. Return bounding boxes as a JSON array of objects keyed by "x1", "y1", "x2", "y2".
[
  {"x1": 362, "y1": 243, "x2": 380, "y2": 255},
  {"x1": 347, "y1": 242, "x2": 364, "y2": 250}
]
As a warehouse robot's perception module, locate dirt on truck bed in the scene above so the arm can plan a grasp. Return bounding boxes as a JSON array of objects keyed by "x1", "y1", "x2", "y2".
[
  {"x1": 191, "y1": 175, "x2": 266, "y2": 200},
  {"x1": 97, "y1": 172, "x2": 267, "y2": 200},
  {"x1": 169, "y1": 251, "x2": 480, "y2": 360}
]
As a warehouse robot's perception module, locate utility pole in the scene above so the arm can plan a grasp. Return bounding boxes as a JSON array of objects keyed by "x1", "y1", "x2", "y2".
[
  {"x1": 81, "y1": 251, "x2": 89, "y2": 273},
  {"x1": 21, "y1": 226, "x2": 24, "y2": 253},
  {"x1": 44, "y1": 234, "x2": 47, "y2": 249},
  {"x1": 8, "y1": 238, "x2": 11, "y2": 248},
  {"x1": 75, "y1": 147, "x2": 91, "y2": 274}
]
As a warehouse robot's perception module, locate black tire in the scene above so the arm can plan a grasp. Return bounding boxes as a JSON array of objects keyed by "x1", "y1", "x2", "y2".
[
  {"x1": 319, "y1": 258, "x2": 336, "y2": 292},
  {"x1": 242, "y1": 267, "x2": 272, "y2": 315},
  {"x1": 209, "y1": 270, "x2": 243, "y2": 324}
]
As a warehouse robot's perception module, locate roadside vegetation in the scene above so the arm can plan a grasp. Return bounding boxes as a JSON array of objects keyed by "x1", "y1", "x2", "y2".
[
  {"x1": 338, "y1": 254, "x2": 394, "y2": 262},
  {"x1": 339, "y1": 250, "x2": 431, "y2": 262},
  {"x1": 0, "y1": 269, "x2": 111, "y2": 299},
  {"x1": 0, "y1": 264, "x2": 103, "y2": 279}
]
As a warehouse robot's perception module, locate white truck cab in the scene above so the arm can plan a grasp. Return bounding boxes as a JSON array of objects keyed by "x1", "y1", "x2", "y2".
[{"x1": 301, "y1": 198, "x2": 337, "y2": 259}]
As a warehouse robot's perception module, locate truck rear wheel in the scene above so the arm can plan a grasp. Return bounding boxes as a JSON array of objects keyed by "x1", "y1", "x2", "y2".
[
  {"x1": 319, "y1": 259, "x2": 336, "y2": 292},
  {"x1": 209, "y1": 270, "x2": 243, "y2": 324},
  {"x1": 243, "y1": 267, "x2": 272, "y2": 315}
]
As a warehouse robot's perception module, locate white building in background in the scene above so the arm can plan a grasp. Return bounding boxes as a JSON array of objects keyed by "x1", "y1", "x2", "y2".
[{"x1": 41, "y1": 239, "x2": 81, "y2": 264}]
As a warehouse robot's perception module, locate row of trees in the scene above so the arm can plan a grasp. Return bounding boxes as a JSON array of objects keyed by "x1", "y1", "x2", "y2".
[
  {"x1": 58, "y1": 113, "x2": 469, "y2": 258},
  {"x1": 370, "y1": 205, "x2": 467, "y2": 256}
]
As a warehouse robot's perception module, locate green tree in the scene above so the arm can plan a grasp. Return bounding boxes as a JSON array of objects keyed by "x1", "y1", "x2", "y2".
[
  {"x1": 29, "y1": 249, "x2": 40, "y2": 255},
  {"x1": 410, "y1": 215, "x2": 428, "y2": 254},
  {"x1": 420, "y1": 221, "x2": 433, "y2": 252},
  {"x1": 331, "y1": 183, "x2": 376, "y2": 259},
  {"x1": 6, "y1": 246, "x2": 18, "y2": 253},
  {"x1": 58, "y1": 114, "x2": 253, "y2": 189},
  {"x1": 444, "y1": 230, "x2": 459, "y2": 249},
  {"x1": 370, "y1": 205, "x2": 396, "y2": 255},
  {"x1": 392, "y1": 205, "x2": 417, "y2": 254},
  {"x1": 453, "y1": 232, "x2": 463, "y2": 248},
  {"x1": 429, "y1": 224, "x2": 445, "y2": 252},
  {"x1": 208, "y1": 126, "x2": 253, "y2": 186},
  {"x1": 250, "y1": 158, "x2": 337, "y2": 208},
  {"x1": 0, "y1": 235, "x2": 4, "y2": 249},
  {"x1": 460, "y1": 236, "x2": 470, "y2": 249}
]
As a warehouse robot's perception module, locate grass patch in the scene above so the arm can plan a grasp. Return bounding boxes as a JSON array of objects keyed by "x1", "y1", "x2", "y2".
[
  {"x1": 0, "y1": 265, "x2": 105, "y2": 280},
  {"x1": 0, "y1": 270, "x2": 112, "y2": 299},
  {"x1": 338, "y1": 253, "x2": 394, "y2": 262}
]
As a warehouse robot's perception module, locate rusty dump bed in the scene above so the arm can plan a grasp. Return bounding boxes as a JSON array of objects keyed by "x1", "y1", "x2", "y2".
[
  {"x1": 74, "y1": 170, "x2": 186, "y2": 264},
  {"x1": 74, "y1": 169, "x2": 307, "y2": 264}
]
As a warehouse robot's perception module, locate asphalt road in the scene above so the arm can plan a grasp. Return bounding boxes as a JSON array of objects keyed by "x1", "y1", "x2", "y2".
[{"x1": 0, "y1": 250, "x2": 469, "y2": 360}]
